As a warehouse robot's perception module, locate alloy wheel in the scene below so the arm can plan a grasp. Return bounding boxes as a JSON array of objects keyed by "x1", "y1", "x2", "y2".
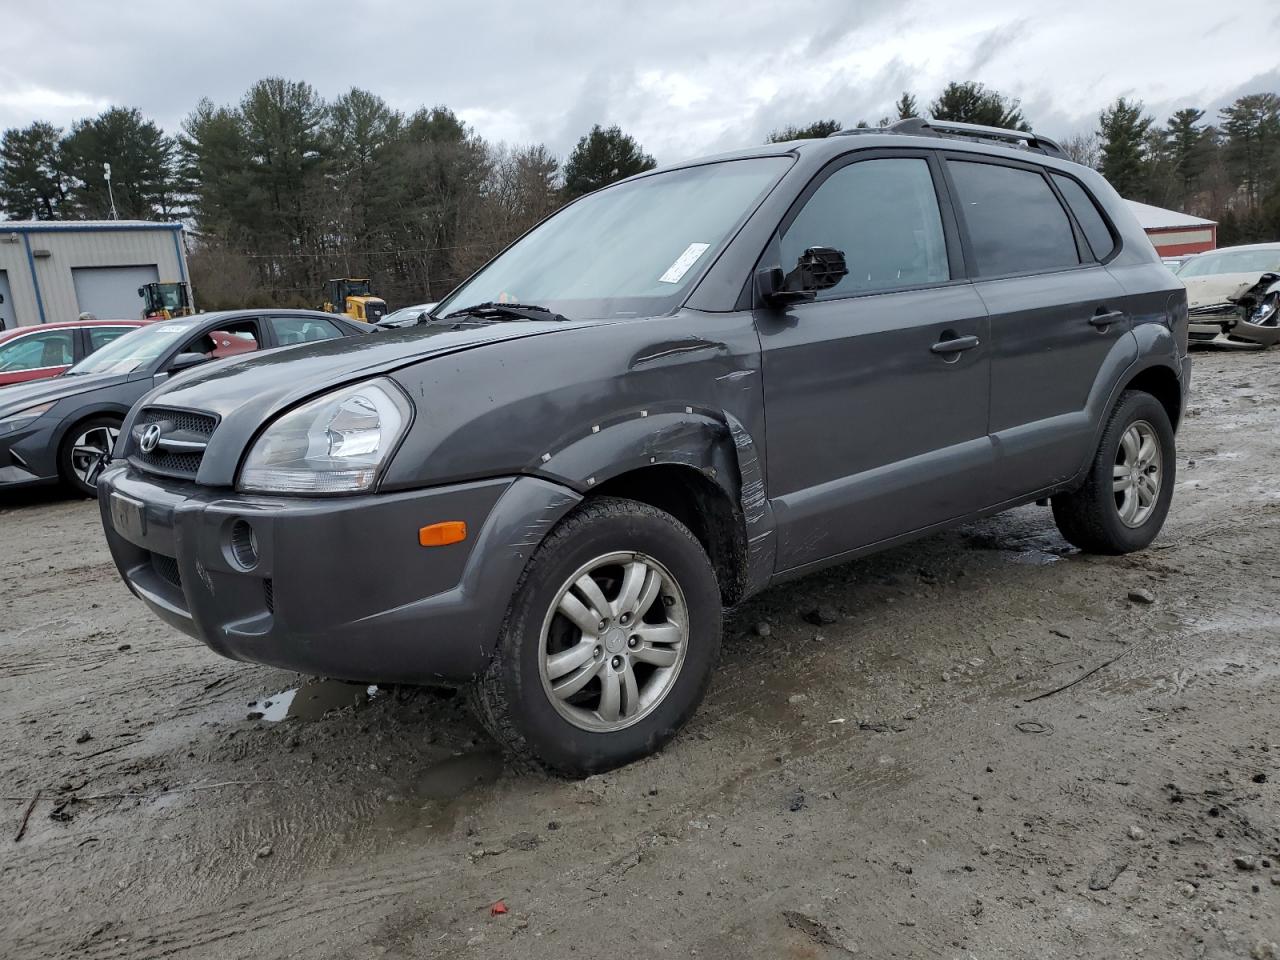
[
  {"x1": 1113, "y1": 419, "x2": 1162, "y2": 528},
  {"x1": 538, "y1": 551, "x2": 689, "y2": 732},
  {"x1": 70, "y1": 425, "x2": 119, "y2": 486}
]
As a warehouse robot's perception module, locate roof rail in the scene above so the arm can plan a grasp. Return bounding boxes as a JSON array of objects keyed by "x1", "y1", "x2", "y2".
[{"x1": 834, "y1": 116, "x2": 1066, "y2": 159}]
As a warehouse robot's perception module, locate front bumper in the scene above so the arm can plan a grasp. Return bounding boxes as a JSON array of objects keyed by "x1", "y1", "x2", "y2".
[
  {"x1": 1188, "y1": 314, "x2": 1280, "y2": 348},
  {"x1": 0, "y1": 420, "x2": 59, "y2": 488},
  {"x1": 97, "y1": 464, "x2": 581, "y2": 683}
]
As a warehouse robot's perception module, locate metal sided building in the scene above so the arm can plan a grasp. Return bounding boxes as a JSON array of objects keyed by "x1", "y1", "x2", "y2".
[
  {"x1": 0, "y1": 221, "x2": 189, "y2": 330},
  {"x1": 1125, "y1": 200, "x2": 1217, "y2": 258}
]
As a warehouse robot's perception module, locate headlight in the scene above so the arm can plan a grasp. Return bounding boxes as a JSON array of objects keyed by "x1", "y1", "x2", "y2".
[
  {"x1": 1248, "y1": 292, "x2": 1279, "y2": 328},
  {"x1": 238, "y1": 379, "x2": 411, "y2": 494},
  {"x1": 0, "y1": 401, "x2": 56, "y2": 437}
]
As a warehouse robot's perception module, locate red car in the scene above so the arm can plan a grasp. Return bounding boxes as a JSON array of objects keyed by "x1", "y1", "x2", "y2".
[{"x1": 0, "y1": 320, "x2": 149, "y2": 387}]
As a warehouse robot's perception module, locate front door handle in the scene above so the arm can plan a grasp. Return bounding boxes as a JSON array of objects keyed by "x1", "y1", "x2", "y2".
[
  {"x1": 931, "y1": 334, "x2": 981, "y2": 355},
  {"x1": 1090, "y1": 309, "x2": 1126, "y2": 328}
]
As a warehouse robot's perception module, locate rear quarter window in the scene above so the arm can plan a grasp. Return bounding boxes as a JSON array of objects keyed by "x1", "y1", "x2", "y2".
[{"x1": 1051, "y1": 174, "x2": 1117, "y2": 261}]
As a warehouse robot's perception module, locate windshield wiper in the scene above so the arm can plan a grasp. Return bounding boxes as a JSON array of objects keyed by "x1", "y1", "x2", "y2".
[{"x1": 439, "y1": 301, "x2": 570, "y2": 324}]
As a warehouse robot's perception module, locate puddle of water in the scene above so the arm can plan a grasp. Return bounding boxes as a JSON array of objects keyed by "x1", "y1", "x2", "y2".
[
  {"x1": 250, "y1": 679, "x2": 380, "y2": 722},
  {"x1": 1006, "y1": 548, "x2": 1062, "y2": 566}
]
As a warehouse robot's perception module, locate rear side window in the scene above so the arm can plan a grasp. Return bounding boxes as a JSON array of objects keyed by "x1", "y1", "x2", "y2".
[
  {"x1": 781, "y1": 157, "x2": 950, "y2": 298},
  {"x1": 1052, "y1": 174, "x2": 1116, "y2": 261},
  {"x1": 0, "y1": 330, "x2": 74, "y2": 371},
  {"x1": 269, "y1": 316, "x2": 344, "y2": 344},
  {"x1": 87, "y1": 326, "x2": 134, "y2": 351},
  {"x1": 948, "y1": 161, "x2": 1080, "y2": 277}
]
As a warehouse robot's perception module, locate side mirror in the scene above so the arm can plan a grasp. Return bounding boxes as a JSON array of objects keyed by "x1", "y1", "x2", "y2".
[
  {"x1": 137, "y1": 287, "x2": 145, "y2": 298},
  {"x1": 756, "y1": 246, "x2": 849, "y2": 307},
  {"x1": 168, "y1": 352, "x2": 209, "y2": 372}
]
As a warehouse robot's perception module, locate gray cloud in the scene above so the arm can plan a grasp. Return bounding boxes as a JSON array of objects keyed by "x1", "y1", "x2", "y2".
[{"x1": 0, "y1": 0, "x2": 1274, "y2": 164}]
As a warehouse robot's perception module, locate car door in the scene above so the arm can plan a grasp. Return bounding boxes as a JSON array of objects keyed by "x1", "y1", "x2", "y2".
[
  {"x1": 942, "y1": 156, "x2": 1134, "y2": 501},
  {"x1": 758, "y1": 150, "x2": 993, "y2": 573}
]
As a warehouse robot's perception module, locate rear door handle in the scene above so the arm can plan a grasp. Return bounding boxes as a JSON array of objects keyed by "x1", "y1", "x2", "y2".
[
  {"x1": 1090, "y1": 309, "x2": 1126, "y2": 328},
  {"x1": 931, "y1": 334, "x2": 981, "y2": 355}
]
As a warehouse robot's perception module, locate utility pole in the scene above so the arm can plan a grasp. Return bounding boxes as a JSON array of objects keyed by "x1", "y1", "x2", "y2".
[{"x1": 104, "y1": 162, "x2": 119, "y2": 220}]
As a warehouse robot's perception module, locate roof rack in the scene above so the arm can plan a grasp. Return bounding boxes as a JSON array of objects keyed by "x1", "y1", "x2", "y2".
[{"x1": 834, "y1": 117, "x2": 1066, "y2": 159}]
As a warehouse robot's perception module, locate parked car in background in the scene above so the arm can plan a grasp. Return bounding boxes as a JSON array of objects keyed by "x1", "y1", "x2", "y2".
[
  {"x1": 0, "y1": 310, "x2": 369, "y2": 496},
  {"x1": 1176, "y1": 243, "x2": 1280, "y2": 348},
  {"x1": 375, "y1": 302, "x2": 438, "y2": 329},
  {"x1": 0, "y1": 319, "x2": 148, "y2": 387},
  {"x1": 96, "y1": 118, "x2": 1188, "y2": 776}
]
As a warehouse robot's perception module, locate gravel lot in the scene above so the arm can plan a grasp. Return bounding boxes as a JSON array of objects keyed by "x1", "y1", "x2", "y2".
[{"x1": 2, "y1": 348, "x2": 1278, "y2": 960}]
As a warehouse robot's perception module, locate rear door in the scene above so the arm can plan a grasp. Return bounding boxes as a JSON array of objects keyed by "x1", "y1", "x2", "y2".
[
  {"x1": 758, "y1": 150, "x2": 993, "y2": 572},
  {"x1": 0, "y1": 327, "x2": 77, "y2": 385},
  {"x1": 943, "y1": 155, "x2": 1133, "y2": 502}
]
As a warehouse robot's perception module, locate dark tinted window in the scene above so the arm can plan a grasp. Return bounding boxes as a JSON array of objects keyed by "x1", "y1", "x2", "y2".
[
  {"x1": 949, "y1": 161, "x2": 1080, "y2": 276},
  {"x1": 781, "y1": 157, "x2": 949, "y2": 298},
  {"x1": 1052, "y1": 174, "x2": 1116, "y2": 260},
  {"x1": 269, "y1": 315, "x2": 343, "y2": 344}
]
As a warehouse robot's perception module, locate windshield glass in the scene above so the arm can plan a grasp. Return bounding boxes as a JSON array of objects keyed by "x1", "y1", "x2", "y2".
[
  {"x1": 66, "y1": 321, "x2": 194, "y2": 375},
  {"x1": 1178, "y1": 249, "x2": 1280, "y2": 278},
  {"x1": 436, "y1": 157, "x2": 792, "y2": 320}
]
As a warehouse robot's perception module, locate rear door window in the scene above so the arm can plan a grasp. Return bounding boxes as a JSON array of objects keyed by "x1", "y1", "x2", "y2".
[
  {"x1": 1051, "y1": 174, "x2": 1116, "y2": 261},
  {"x1": 780, "y1": 157, "x2": 950, "y2": 298},
  {"x1": 948, "y1": 160, "x2": 1081, "y2": 277},
  {"x1": 269, "y1": 315, "x2": 344, "y2": 345},
  {"x1": 87, "y1": 326, "x2": 136, "y2": 352}
]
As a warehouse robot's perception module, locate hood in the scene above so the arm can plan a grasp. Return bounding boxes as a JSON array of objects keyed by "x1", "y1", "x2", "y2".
[
  {"x1": 130, "y1": 317, "x2": 604, "y2": 484},
  {"x1": 1183, "y1": 272, "x2": 1265, "y2": 309},
  {"x1": 0, "y1": 372, "x2": 131, "y2": 416}
]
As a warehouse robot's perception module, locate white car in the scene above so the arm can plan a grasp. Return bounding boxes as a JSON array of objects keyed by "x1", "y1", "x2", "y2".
[
  {"x1": 375, "y1": 302, "x2": 438, "y2": 329},
  {"x1": 1176, "y1": 243, "x2": 1280, "y2": 348}
]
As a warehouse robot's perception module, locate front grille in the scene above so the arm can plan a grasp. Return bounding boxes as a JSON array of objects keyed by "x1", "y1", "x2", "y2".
[
  {"x1": 150, "y1": 552, "x2": 182, "y2": 589},
  {"x1": 132, "y1": 407, "x2": 218, "y2": 479}
]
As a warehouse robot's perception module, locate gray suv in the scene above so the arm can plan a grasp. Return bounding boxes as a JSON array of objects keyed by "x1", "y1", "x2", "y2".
[{"x1": 98, "y1": 119, "x2": 1190, "y2": 775}]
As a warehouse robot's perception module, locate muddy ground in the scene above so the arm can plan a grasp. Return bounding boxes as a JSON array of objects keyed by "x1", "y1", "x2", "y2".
[{"x1": 2, "y1": 348, "x2": 1278, "y2": 960}]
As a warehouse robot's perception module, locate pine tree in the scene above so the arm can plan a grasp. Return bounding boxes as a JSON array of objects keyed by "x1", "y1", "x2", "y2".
[
  {"x1": 765, "y1": 119, "x2": 842, "y2": 142},
  {"x1": 929, "y1": 82, "x2": 1029, "y2": 131},
  {"x1": 0, "y1": 122, "x2": 66, "y2": 219},
  {"x1": 60, "y1": 107, "x2": 177, "y2": 219},
  {"x1": 895, "y1": 93, "x2": 919, "y2": 120},
  {"x1": 563, "y1": 125, "x2": 656, "y2": 198},
  {"x1": 1097, "y1": 98, "x2": 1152, "y2": 199}
]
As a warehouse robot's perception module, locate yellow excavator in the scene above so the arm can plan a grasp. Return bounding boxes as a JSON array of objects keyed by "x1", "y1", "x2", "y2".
[
  {"x1": 139, "y1": 281, "x2": 194, "y2": 320},
  {"x1": 321, "y1": 278, "x2": 387, "y2": 323}
]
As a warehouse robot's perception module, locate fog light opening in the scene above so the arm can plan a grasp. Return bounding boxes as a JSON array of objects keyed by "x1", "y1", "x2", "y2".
[{"x1": 230, "y1": 519, "x2": 260, "y2": 570}]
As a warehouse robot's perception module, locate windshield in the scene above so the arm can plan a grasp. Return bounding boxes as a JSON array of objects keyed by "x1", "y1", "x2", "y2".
[
  {"x1": 1178, "y1": 249, "x2": 1280, "y2": 278},
  {"x1": 66, "y1": 321, "x2": 194, "y2": 375},
  {"x1": 436, "y1": 157, "x2": 792, "y2": 320}
]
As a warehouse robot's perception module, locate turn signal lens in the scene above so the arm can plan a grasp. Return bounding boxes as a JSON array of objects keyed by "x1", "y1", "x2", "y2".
[{"x1": 418, "y1": 521, "x2": 466, "y2": 547}]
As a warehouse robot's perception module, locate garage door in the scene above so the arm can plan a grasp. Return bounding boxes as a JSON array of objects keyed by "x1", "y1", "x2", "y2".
[
  {"x1": 0, "y1": 271, "x2": 14, "y2": 330},
  {"x1": 72, "y1": 265, "x2": 159, "y2": 321}
]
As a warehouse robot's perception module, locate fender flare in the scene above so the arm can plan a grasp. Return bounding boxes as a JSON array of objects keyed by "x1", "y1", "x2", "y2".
[{"x1": 530, "y1": 404, "x2": 775, "y2": 597}]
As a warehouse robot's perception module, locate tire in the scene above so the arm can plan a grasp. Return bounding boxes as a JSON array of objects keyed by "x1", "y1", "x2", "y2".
[
  {"x1": 470, "y1": 496, "x2": 722, "y2": 777},
  {"x1": 1051, "y1": 390, "x2": 1176, "y2": 554},
  {"x1": 58, "y1": 415, "x2": 121, "y2": 498}
]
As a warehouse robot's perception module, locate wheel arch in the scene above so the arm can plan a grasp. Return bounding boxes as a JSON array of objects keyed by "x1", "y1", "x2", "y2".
[
  {"x1": 1121, "y1": 363, "x2": 1183, "y2": 432},
  {"x1": 534, "y1": 408, "x2": 772, "y2": 604}
]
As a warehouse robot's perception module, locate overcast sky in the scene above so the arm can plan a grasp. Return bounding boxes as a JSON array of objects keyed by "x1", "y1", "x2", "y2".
[{"x1": 1, "y1": 0, "x2": 1277, "y2": 163}]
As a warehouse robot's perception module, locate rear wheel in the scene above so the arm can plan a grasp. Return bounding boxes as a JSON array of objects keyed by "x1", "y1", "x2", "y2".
[
  {"x1": 59, "y1": 416, "x2": 120, "y2": 497},
  {"x1": 1051, "y1": 391, "x2": 1175, "y2": 554},
  {"x1": 470, "y1": 497, "x2": 722, "y2": 776}
]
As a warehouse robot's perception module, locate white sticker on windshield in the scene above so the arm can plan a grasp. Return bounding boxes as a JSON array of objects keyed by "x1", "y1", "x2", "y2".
[
  {"x1": 158, "y1": 325, "x2": 186, "y2": 332},
  {"x1": 658, "y1": 242, "x2": 711, "y2": 284}
]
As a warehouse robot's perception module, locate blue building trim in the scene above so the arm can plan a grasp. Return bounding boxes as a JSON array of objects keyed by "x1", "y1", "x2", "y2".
[
  {"x1": 171, "y1": 230, "x2": 189, "y2": 284},
  {"x1": 20, "y1": 233, "x2": 47, "y2": 325},
  {"x1": 1, "y1": 222, "x2": 184, "y2": 234}
]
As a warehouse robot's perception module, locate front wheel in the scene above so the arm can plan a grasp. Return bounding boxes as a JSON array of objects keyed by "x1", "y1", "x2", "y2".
[
  {"x1": 1052, "y1": 390, "x2": 1176, "y2": 554},
  {"x1": 59, "y1": 416, "x2": 121, "y2": 497},
  {"x1": 470, "y1": 497, "x2": 722, "y2": 776}
]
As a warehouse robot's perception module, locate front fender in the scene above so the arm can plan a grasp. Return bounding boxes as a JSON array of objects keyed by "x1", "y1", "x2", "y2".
[{"x1": 533, "y1": 406, "x2": 774, "y2": 597}]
